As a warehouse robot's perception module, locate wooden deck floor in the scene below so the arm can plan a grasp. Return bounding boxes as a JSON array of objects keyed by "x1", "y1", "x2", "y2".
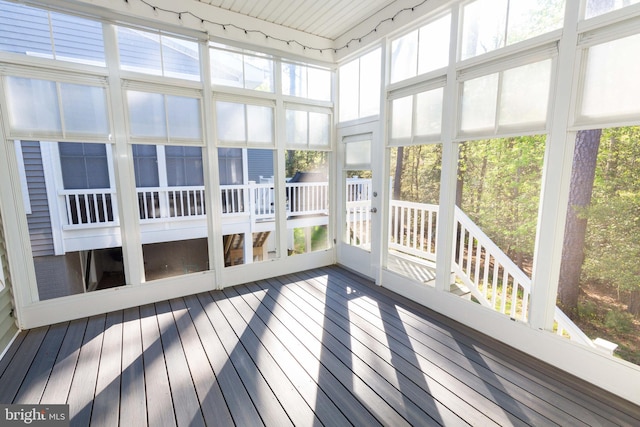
[{"x1": 1, "y1": 266, "x2": 639, "y2": 426}]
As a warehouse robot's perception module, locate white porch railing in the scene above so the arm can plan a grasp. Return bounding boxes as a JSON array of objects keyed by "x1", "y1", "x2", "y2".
[
  {"x1": 137, "y1": 186, "x2": 206, "y2": 221},
  {"x1": 386, "y1": 199, "x2": 595, "y2": 348},
  {"x1": 60, "y1": 189, "x2": 118, "y2": 228},
  {"x1": 61, "y1": 181, "x2": 329, "y2": 227}
]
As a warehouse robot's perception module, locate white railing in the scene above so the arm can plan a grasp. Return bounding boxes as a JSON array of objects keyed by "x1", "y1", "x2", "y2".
[
  {"x1": 385, "y1": 199, "x2": 594, "y2": 347},
  {"x1": 288, "y1": 182, "x2": 329, "y2": 216},
  {"x1": 138, "y1": 186, "x2": 206, "y2": 221},
  {"x1": 346, "y1": 178, "x2": 372, "y2": 201},
  {"x1": 346, "y1": 200, "x2": 372, "y2": 247},
  {"x1": 60, "y1": 189, "x2": 117, "y2": 227},
  {"x1": 389, "y1": 200, "x2": 438, "y2": 262}
]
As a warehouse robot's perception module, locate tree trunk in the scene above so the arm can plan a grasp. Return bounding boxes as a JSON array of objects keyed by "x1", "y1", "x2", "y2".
[
  {"x1": 393, "y1": 146, "x2": 404, "y2": 200},
  {"x1": 456, "y1": 147, "x2": 465, "y2": 207},
  {"x1": 628, "y1": 289, "x2": 640, "y2": 316},
  {"x1": 558, "y1": 129, "x2": 602, "y2": 313}
]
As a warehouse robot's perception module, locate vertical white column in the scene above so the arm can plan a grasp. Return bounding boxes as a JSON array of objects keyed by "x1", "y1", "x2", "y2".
[{"x1": 529, "y1": 0, "x2": 582, "y2": 331}]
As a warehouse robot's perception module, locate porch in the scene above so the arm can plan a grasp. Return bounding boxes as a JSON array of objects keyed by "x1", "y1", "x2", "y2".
[{"x1": 1, "y1": 266, "x2": 638, "y2": 426}]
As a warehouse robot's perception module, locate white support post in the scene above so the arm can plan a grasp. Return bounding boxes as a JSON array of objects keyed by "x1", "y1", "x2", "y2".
[{"x1": 529, "y1": 0, "x2": 582, "y2": 331}]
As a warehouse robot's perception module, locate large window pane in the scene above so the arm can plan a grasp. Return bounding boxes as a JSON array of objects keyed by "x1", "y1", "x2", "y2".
[
  {"x1": 221, "y1": 149, "x2": 277, "y2": 266},
  {"x1": 580, "y1": 34, "x2": 640, "y2": 120},
  {"x1": 286, "y1": 150, "x2": 330, "y2": 255},
  {"x1": 135, "y1": 144, "x2": 208, "y2": 280},
  {"x1": 454, "y1": 136, "x2": 545, "y2": 319},
  {"x1": 359, "y1": 49, "x2": 381, "y2": 118},
  {"x1": 5, "y1": 77, "x2": 61, "y2": 133},
  {"x1": 19, "y1": 141, "x2": 124, "y2": 300},
  {"x1": 387, "y1": 145, "x2": 441, "y2": 285},
  {"x1": 558, "y1": 127, "x2": 640, "y2": 365},
  {"x1": 0, "y1": 2, "x2": 50, "y2": 57}
]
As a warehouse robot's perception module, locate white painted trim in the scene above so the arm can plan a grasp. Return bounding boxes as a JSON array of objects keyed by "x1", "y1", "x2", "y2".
[{"x1": 13, "y1": 141, "x2": 31, "y2": 215}]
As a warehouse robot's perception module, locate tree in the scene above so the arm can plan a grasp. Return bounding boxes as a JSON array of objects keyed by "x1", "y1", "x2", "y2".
[{"x1": 558, "y1": 129, "x2": 602, "y2": 314}]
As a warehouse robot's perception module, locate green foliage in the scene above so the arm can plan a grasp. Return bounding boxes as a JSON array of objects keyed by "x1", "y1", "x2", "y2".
[
  {"x1": 390, "y1": 144, "x2": 442, "y2": 204},
  {"x1": 286, "y1": 150, "x2": 328, "y2": 177},
  {"x1": 458, "y1": 136, "x2": 546, "y2": 264},
  {"x1": 605, "y1": 310, "x2": 634, "y2": 335},
  {"x1": 581, "y1": 127, "x2": 640, "y2": 297}
]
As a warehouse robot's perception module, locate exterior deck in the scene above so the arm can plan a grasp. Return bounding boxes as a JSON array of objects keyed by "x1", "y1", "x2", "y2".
[{"x1": 1, "y1": 266, "x2": 638, "y2": 426}]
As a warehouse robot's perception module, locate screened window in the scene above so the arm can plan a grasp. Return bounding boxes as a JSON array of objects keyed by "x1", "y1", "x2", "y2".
[
  {"x1": 127, "y1": 91, "x2": 202, "y2": 141},
  {"x1": 282, "y1": 62, "x2": 332, "y2": 101},
  {"x1": 390, "y1": 87, "x2": 443, "y2": 143},
  {"x1": 0, "y1": 1, "x2": 105, "y2": 66},
  {"x1": 216, "y1": 101, "x2": 274, "y2": 146},
  {"x1": 585, "y1": 0, "x2": 640, "y2": 19},
  {"x1": 286, "y1": 108, "x2": 331, "y2": 148},
  {"x1": 390, "y1": 14, "x2": 450, "y2": 84},
  {"x1": 210, "y1": 44, "x2": 274, "y2": 92},
  {"x1": 460, "y1": 0, "x2": 564, "y2": 60},
  {"x1": 579, "y1": 33, "x2": 640, "y2": 122},
  {"x1": 459, "y1": 59, "x2": 552, "y2": 135},
  {"x1": 5, "y1": 77, "x2": 109, "y2": 136},
  {"x1": 117, "y1": 27, "x2": 200, "y2": 81},
  {"x1": 59, "y1": 142, "x2": 110, "y2": 189},
  {"x1": 339, "y1": 48, "x2": 381, "y2": 122}
]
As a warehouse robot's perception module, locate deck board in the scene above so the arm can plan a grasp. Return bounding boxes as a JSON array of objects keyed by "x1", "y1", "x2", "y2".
[{"x1": 0, "y1": 266, "x2": 639, "y2": 426}]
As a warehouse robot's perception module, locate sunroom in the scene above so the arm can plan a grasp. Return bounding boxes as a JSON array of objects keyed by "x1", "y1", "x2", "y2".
[{"x1": 0, "y1": 0, "x2": 639, "y2": 422}]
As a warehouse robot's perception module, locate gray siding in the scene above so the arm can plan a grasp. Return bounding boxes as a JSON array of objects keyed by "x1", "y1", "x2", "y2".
[
  {"x1": 247, "y1": 149, "x2": 274, "y2": 182},
  {"x1": 22, "y1": 142, "x2": 55, "y2": 257},
  {"x1": 0, "y1": 207, "x2": 18, "y2": 356}
]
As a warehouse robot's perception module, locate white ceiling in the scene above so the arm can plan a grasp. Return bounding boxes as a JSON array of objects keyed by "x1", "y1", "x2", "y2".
[{"x1": 201, "y1": 0, "x2": 399, "y2": 40}]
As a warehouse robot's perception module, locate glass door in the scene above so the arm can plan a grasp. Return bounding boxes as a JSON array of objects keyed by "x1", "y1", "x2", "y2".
[{"x1": 337, "y1": 124, "x2": 381, "y2": 279}]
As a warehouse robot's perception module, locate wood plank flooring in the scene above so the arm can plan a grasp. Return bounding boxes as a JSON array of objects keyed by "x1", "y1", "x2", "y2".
[{"x1": 1, "y1": 266, "x2": 639, "y2": 426}]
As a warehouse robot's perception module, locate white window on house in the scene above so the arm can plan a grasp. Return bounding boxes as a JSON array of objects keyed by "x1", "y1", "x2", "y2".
[
  {"x1": 390, "y1": 14, "x2": 450, "y2": 84},
  {"x1": 390, "y1": 87, "x2": 444, "y2": 144},
  {"x1": 460, "y1": 0, "x2": 565, "y2": 61},
  {"x1": 577, "y1": 32, "x2": 640, "y2": 124},
  {"x1": 282, "y1": 62, "x2": 332, "y2": 101},
  {"x1": 339, "y1": 48, "x2": 381, "y2": 122},
  {"x1": 585, "y1": 0, "x2": 640, "y2": 19},
  {"x1": 117, "y1": 26, "x2": 200, "y2": 81},
  {"x1": 210, "y1": 43, "x2": 274, "y2": 92},
  {"x1": 458, "y1": 58, "x2": 552, "y2": 136},
  {"x1": 126, "y1": 90, "x2": 203, "y2": 142},
  {"x1": 215, "y1": 100, "x2": 274, "y2": 146},
  {"x1": 0, "y1": 0, "x2": 105, "y2": 66},
  {"x1": 286, "y1": 107, "x2": 331, "y2": 148},
  {"x1": 4, "y1": 76, "x2": 109, "y2": 138}
]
